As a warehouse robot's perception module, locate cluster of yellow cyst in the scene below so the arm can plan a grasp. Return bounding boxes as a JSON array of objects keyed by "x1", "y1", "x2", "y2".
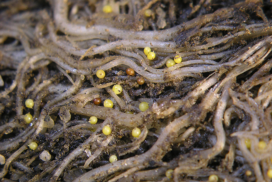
[
  {"x1": 144, "y1": 47, "x2": 156, "y2": 60},
  {"x1": 24, "y1": 99, "x2": 34, "y2": 124},
  {"x1": 166, "y1": 55, "x2": 182, "y2": 68}
]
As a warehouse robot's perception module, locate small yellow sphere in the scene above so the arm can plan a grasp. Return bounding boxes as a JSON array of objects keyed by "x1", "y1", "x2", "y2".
[
  {"x1": 268, "y1": 169, "x2": 272, "y2": 178},
  {"x1": 258, "y1": 141, "x2": 267, "y2": 150},
  {"x1": 109, "y1": 154, "x2": 117, "y2": 163},
  {"x1": 103, "y1": 5, "x2": 112, "y2": 13},
  {"x1": 112, "y1": 85, "x2": 122, "y2": 95},
  {"x1": 144, "y1": 9, "x2": 153, "y2": 17},
  {"x1": 166, "y1": 59, "x2": 176, "y2": 68},
  {"x1": 147, "y1": 51, "x2": 156, "y2": 60},
  {"x1": 245, "y1": 138, "x2": 251, "y2": 149},
  {"x1": 139, "y1": 102, "x2": 149, "y2": 112},
  {"x1": 102, "y1": 125, "x2": 112, "y2": 135},
  {"x1": 96, "y1": 70, "x2": 105, "y2": 79},
  {"x1": 132, "y1": 127, "x2": 141, "y2": 138},
  {"x1": 144, "y1": 47, "x2": 151, "y2": 56},
  {"x1": 89, "y1": 116, "x2": 98, "y2": 124},
  {"x1": 24, "y1": 113, "x2": 33, "y2": 124},
  {"x1": 208, "y1": 174, "x2": 218, "y2": 182},
  {"x1": 0, "y1": 154, "x2": 5, "y2": 165},
  {"x1": 104, "y1": 99, "x2": 113, "y2": 108},
  {"x1": 245, "y1": 170, "x2": 252, "y2": 176},
  {"x1": 165, "y1": 169, "x2": 173, "y2": 179},
  {"x1": 28, "y1": 142, "x2": 38, "y2": 150},
  {"x1": 174, "y1": 55, "x2": 182, "y2": 63},
  {"x1": 25, "y1": 99, "x2": 34, "y2": 109}
]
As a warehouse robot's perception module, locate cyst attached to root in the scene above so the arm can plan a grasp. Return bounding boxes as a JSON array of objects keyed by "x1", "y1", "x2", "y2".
[
  {"x1": 25, "y1": 99, "x2": 34, "y2": 109},
  {"x1": 147, "y1": 51, "x2": 156, "y2": 60},
  {"x1": 102, "y1": 125, "x2": 112, "y2": 135},
  {"x1": 112, "y1": 84, "x2": 122, "y2": 95},
  {"x1": 103, "y1": 5, "x2": 112, "y2": 13},
  {"x1": 89, "y1": 116, "x2": 98, "y2": 124},
  {"x1": 93, "y1": 98, "x2": 102, "y2": 105},
  {"x1": 0, "y1": 154, "x2": 5, "y2": 165},
  {"x1": 267, "y1": 169, "x2": 272, "y2": 178},
  {"x1": 28, "y1": 142, "x2": 38, "y2": 150},
  {"x1": 109, "y1": 155, "x2": 117, "y2": 163},
  {"x1": 258, "y1": 141, "x2": 267, "y2": 150},
  {"x1": 39, "y1": 150, "x2": 51, "y2": 162},
  {"x1": 165, "y1": 169, "x2": 173, "y2": 179},
  {"x1": 137, "y1": 77, "x2": 145, "y2": 85},
  {"x1": 144, "y1": 47, "x2": 151, "y2": 56},
  {"x1": 104, "y1": 99, "x2": 113, "y2": 108},
  {"x1": 126, "y1": 68, "x2": 135, "y2": 76},
  {"x1": 132, "y1": 127, "x2": 141, "y2": 138},
  {"x1": 96, "y1": 70, "x2": 105, "y2": 79},
  {"x1": 166, "y1": 59, "x2": 176, "y2": 67},
  {"x1": 139, "y1": 102, "x2": 149, "y2": 112},
  {"x1": 208, "y1": 174, "x2": 218, "y2": 182},
  {"x1": 24, "y1": 113, "x2": 33, "y2": 124},
  {"x1": 144, "y1": 9, "x2": 152, "y2": 17},
  {"x1": 174, "y1": 55, "x2": 182, "y2": 63}
]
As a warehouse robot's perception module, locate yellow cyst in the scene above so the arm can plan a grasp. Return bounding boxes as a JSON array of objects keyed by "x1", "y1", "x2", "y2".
[
  {"x1": 112, "y1": 84, "x2": 122, "y2": 95},
  {"x1": 132, "y1": 127, "x2": 141, "y2": 138},
  {"x1": 104, "y1": 99, "x2": 113, "y2": 108},
  {"x1": 109, "y1": 154, "x2": 117, "y2": 163},
  {"x1": 28, "y1": 142, "x2": 38, "y2": 150},
  {"x1": 268, "y1": 169, "x2": 272, "y2": 178},
  {"x1": 244, "y1": 138, "x2": 251, "y2": 149},
  {"x1": 245, "y1": 170, "x2": 252, "y2": 176},
  {"x1": 89, "y1": 116, "x2": 98, "y2": 124},
  {"x1": 103, "y1": 5, "x2": 112, "y2": 13},
  {"x1": 166, "y1": 59, "x2": 176, "y2": 68},
  {"x1": 144, "y1": 9, "x2": 152, "y2": 17},
  {"x1": 147, "y1": 51, "x2": 156, "y2": 60},
  {"x1": 25, "y1": 99, "x2": 34, "y2": 109},
  {"x1": 258, "y1": 140, "x2": 267, "y2": 150},
  {"x1": 139, "y1": 102, "x2": 149, "y2": 112},
  {"x1": 0, "y1": 154, "x2": 5, "y2": 165},
  {"x1": 165, "y1": 169, "x2": 173, "y2": 179},
  {"x1": 102, "y1": 125, "x2": 112, "y2": 135},
  {"x1": 208, "y1": 174, "x2": 218, "y2": 182},
  {"x1": 174, "y1": 55, "x2": 182, "y2": 63},
  {"x1": 144, "y1": 47, "x2": 151, "y2": 56},
  {"x1": 24, "y1": 113, "x2": 33, "y2": 124},
  {"x1": 96, "y1": 69, "x2": 105, "y2": 79}
]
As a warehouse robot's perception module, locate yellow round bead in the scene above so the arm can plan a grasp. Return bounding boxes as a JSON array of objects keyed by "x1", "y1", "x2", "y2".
[
  {"x1": 24, "y1": 113, "x2": 33, "y2": 124},
  {"x1": 25, "y1": 99, "x2": 34, "y2": 109},
  {"x1": 174, "y1": 55, "x2": 182, "y2": 63},
  {"x1": 268, "y1": 169, "x2": 272, "y2": 178},
  {"x1": 245, "y1": 170, "x2": 252, "y2": 176},
  {"x1": 139, "y1": 102, "x2": 149, "y2": 112},
  {"x1": 104, "y1": 99, "x2": 113, "y2": 108},
  {"x1": 102, "y1": 125, "x2": 112, "y2": 135},
  {"x1": 166, "y1": 59, "x2": 176, "y2": 67},
  {"x1": 0, "y1": 154, "x2": 5, "y2": 165},
  {"x1": 144, "y1": 9, "x2": 152, "y2": 17},
  {"x1": 103, "y1": 5, "x2": 112, "y2": 13},
  {"x1": 96, "y1": 70, "x2": 105, "y2": 79},
  {"x1": 28, "y1": 142, "x2": 38, "y2": 150},
  {"x1": 89, "y1": 116, "x2": 98, "y2": 124},
  {"x1": 132, "y1": 127, "x2": 141, "y2": 138},
  {"x1": 109, "y1": 154, "x2": 117, "y2": 163},
  {"x1": 165, "y1": 169, "x2": 173, "y2": 179},
  {"x1": 147, "y1": 52, "x2": 156, "y2": 60},
  {"x1": 144, "y1": 47, "x2": 151, "y2": 56},
  {"x1": 112, "y1": 84, "x2": 122, "y2": 95},
  {"x1": 208, "y1": 174, "x2": 218, "y2": 182},
  {"x1": 258, "y1": 141, "x2": 267, "y2": 150},
  {"x1": 244, "y1": 138, "x2": 251, "y2": 149}
]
